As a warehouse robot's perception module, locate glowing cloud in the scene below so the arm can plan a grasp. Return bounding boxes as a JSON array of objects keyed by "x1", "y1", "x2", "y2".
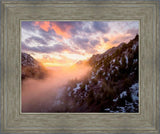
[
  {"x1": 51, "y1": 22, "x2": 72, "y2": 38},
  {"x1": 34, "y1": 21, "x2": 50, "y2": 32}
]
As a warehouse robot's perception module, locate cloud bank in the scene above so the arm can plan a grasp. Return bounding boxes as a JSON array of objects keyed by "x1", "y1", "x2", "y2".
[{"x1": 21, "y1": 21, "x2": 139, "y2": 67}]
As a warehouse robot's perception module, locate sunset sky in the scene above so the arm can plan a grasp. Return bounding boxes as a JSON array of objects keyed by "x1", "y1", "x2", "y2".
[{"x1": 21, "y1": 21, "x2": 139, "y2": 67}]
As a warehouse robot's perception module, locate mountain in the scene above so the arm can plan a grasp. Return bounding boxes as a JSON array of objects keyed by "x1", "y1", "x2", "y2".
[
  {"x1": 49, "y1": 35, "x2": 139, "y2": 113},
  {"x1": 21, "y1": 53, "x2": 47, "y2": 80}
]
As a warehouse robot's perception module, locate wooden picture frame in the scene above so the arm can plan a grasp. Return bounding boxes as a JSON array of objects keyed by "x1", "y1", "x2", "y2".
[{"x1": 1, "y1": 0, "x2": 159, "y2": 133}]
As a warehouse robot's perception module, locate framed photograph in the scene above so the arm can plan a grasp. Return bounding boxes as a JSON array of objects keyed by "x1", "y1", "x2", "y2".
[
  {"x1": 21, "y1": 20, "x2": 139, "y2": 113},
  {"x1": 1, "y1": 0, "x2": 159, "y2": 133}
]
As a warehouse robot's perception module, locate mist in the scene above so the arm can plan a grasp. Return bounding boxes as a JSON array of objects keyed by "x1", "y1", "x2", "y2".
[{"x1": 22, "y1": 64, "x2": 91, "y2": 112}]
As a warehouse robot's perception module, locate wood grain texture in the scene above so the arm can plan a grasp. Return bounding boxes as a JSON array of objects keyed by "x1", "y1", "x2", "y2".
[{"x1": 1, "y1": 0, "x2": 159, "y2": 133}]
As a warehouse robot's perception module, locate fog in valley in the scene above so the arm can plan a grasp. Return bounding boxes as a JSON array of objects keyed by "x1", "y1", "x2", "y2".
[{"x1": 22, "y1": 64, "x2": 91, "y2": 112}]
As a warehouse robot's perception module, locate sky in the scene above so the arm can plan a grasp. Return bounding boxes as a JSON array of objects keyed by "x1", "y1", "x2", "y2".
[{"x1": 21, "y1": 21, "x2": 139, "y2": 67}]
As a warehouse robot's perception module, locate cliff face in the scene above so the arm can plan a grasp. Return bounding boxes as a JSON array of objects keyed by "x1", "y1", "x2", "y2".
[
  {"x1": 49, "y1": 35, "x2": 139, "y2": 113},
  {"x1": 21, "y1": 53, "x2": 47, "y2": 80}
]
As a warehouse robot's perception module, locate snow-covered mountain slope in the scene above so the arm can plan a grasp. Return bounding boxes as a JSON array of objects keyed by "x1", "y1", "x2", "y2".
[
  {"x1": 49, "y1": 35, "x2": 139, "y2": 113},
  {"x1": 21, "y1": 53, "x2": 47, "y2": 80}
]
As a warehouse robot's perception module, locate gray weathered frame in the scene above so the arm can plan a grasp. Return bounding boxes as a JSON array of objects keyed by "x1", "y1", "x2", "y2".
[{"x1": 1, "y1": 0, "x2": 159, "y2": 133}]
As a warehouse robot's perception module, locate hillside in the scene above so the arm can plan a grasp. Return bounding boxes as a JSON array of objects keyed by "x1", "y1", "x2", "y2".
[
  {"x1": 21, "y1": 53, "x2": 47, "y2": 80},
  {"x1": 49, "y1": 35, "x2": 139, "y2": 113}
]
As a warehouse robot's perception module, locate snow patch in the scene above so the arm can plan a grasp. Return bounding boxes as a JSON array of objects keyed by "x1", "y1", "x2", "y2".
[
  {"x1": 130, "y1": 72, "x2": 134, "y2": 75},
  {"x1": 98, "y1": 80, "x2": 101, "y2": 85},
  {"x1": 119, "y1": 59, "x2": 122, "y2": 65},
  {"x1": 100, "y1": 67, "x2": 103, "y2": 70},
  {"x1": 113, "y1": 97, "x2": 118, "y2": 102},
  {"x1": 111, "y1": 70, "x2": 114, "y2": 74},
  {"x1": 118, "y1": 106, "x2": 125, "y2": 112},
  {"x1": 125, "y1": 55, "x2": 128, "y2": 64},
  {"x1": 120, "y1": 91, "x2": 127, "y2": 99},
  {"x1": 73, "y1": 83, "x2": 81, "y2": 93},
  {"x1": 104, "y1": 108, "x2": 110, "y2": 112},
  {"x1": 115, "y1": 66, "x2": 118, "y2": 70},
  {"x1": 132, "y1": 43, "x2": 138, "y2": 50},
  {"x1": 91, "y1": 75, "x2": 95, "y2": 79},
  {"x1": 129, "y1": 83, "x2": 139, "y2": 102},
  {"x1": 96, "y1": 69, "x2": 100, "y2": 75},
  {"x1": 85, "y1": 85, "x2": 88, "y2": 91},
  {"x1": 107, "y1": 73, "x2": 110, "y2": 77},
  {"x1": 133, "y1": 59, "x2": 138, "y2": 64}
]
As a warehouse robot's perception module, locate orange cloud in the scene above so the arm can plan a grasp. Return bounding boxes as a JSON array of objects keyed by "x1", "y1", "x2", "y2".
[
  {"x1": 34, "y1": 21, "x2": 73, "y2": 38},
  {"x1": 51, "y1": 23, "x2": 72, "y2": 38},
  {"x1": 34, "y1": 21, "x2": 50, "y2": 32}
]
